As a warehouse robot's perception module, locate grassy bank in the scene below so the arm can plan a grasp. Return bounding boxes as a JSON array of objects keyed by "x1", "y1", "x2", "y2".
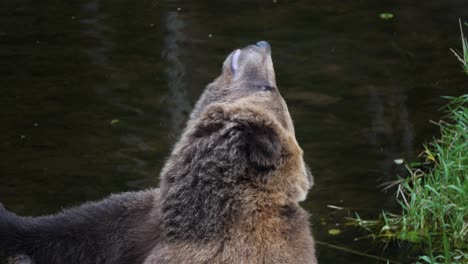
[
  {"x1": 352, "y1": 59, "x2": 468, "y2": 264},
  {"x1": 353, "y1": 21, "x2": 468, "y2": 264},
  {"x1": 352, "y1": 21, "x2": 468, "y2": 263},
  {"x1": 354, "y1": 95, "x2": 467, "y2": 263}
]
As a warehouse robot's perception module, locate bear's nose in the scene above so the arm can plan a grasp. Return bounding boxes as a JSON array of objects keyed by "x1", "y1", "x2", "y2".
[{"x1": 255, "y1": 41, "x2": 271, "y2": 52}]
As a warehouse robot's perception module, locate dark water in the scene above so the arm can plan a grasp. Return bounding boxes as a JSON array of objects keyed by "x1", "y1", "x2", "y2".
[{"x1": 0, "y1": 0, "x2": 466, "y2": 263}]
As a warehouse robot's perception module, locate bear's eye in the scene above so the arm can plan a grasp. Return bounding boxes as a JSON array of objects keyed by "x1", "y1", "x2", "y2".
[{"x1": 256, "y1": 85, "x2": 275, "y2": 91}]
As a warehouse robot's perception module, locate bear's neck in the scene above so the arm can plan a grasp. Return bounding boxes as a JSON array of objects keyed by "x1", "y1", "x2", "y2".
[
  {"x1": 160, "y1": 159, "x2": 243, "y2": 241},
  {"x1": 159, "y1": 162, "x2": 288, "y2": 242}
]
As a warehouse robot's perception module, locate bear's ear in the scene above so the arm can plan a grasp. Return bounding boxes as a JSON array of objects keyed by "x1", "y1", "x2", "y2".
[
  {"x1": 235, "y1": 119, "x2": 282, "y2": 172},
  {"x1": 191, "y1": 105, "x2": 226, "y2": 138},
  {"x1": 194, "y1": 104, "x2": 283, "y2": 172}
]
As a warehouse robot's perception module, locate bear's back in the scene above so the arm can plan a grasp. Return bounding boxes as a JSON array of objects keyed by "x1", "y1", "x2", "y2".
[{"x1": 144, "y1": 205, "x2": 316, "y2": 264}]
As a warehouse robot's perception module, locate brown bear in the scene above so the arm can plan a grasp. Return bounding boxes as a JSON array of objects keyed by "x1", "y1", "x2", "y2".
[{"x1": 0, "y1": 41, "x2": 316, "y2": 264}]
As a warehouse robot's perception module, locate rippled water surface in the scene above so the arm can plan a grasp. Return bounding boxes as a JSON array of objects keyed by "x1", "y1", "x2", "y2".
[{"x1": 0, "y1": 0, "x2": 467, "y2": 263}]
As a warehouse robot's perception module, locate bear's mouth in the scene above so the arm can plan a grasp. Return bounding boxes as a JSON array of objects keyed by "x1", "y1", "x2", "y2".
[
  {"x1": 255, "y1": 41, "x2": 271, "y2": 52},
  {"x1": 230, "y1": 41, "x2": 272, "y2": 77}
]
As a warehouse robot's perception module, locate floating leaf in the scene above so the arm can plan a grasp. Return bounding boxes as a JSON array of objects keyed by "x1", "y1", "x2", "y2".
[
  {"x1": 379, "y1": 13, "x2": 394, "y2": 20},
  {"x1": 328, "y1": 229, "x2": 342, "y2": 235}
]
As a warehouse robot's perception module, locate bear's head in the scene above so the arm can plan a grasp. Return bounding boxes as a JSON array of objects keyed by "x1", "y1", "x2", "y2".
[
  {"x1": 190, "y1": 41, "x2": 291, "y2": 133},
  {"x1": 160, "y1": 41, "x2": 313, "y2": 240}
]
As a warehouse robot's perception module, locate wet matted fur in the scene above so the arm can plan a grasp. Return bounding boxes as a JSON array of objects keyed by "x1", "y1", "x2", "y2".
[{"x1": 0, "y1": 42, "x2": 317, "y2": 264}]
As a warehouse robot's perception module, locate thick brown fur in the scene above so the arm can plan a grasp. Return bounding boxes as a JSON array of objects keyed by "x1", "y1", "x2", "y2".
[
  {"x1": 0, "y1": 42, "x2": 316, "y2": 264},
  {"x1": 147, "y1": 42, "x2": 316, "y2": 263}
]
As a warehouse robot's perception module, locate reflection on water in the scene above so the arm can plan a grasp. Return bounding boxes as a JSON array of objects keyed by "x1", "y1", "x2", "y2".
[
  {"x1": 0, "y1": 0, "x2": 466, "y2": 263},
  {"x1": 81, "y1": 0, "x2": 116, "y2": 75},
  {"x1": 162, "y1": 11, "x2": 191, "y2": 135},
  {"x1": 367, "y1": 85, "x2": 414, "y2": 177},
  {"x1": 80, "y1": 0, "x2": 153, "y2": 183}
]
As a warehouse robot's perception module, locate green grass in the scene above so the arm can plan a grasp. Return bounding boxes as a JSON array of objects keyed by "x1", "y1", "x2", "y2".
[
  {"x1": 352, "y1": 20, "x2": 468, "y2": 263},
  {"x1": 450, "y1": 19, "x2": 468, "y2": 74},
  {"x1": 352, "y1": 95, "x2": 468, "y2": 263}
]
